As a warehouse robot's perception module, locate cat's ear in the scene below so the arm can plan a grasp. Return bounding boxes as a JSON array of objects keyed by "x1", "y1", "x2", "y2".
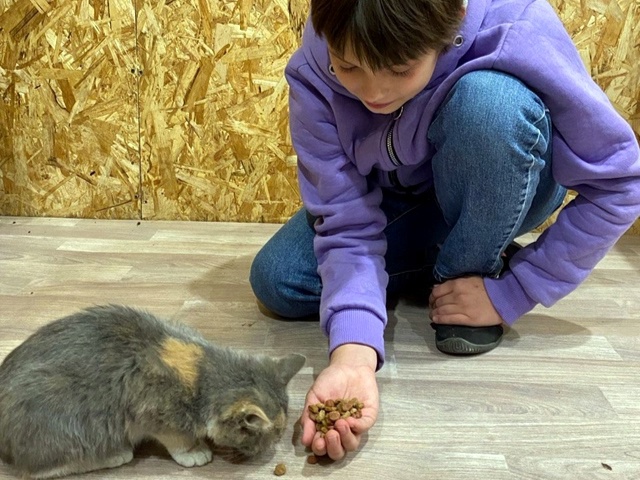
[
  {"x1": 222, "y1": 402, "x2": 272, "y2": 432},
  {"x1": 240, "y1": 404, "x2": 272, "y2": 432},
  {"x1": 275, "y1": 353, "x2": 305, "y2": 385}
]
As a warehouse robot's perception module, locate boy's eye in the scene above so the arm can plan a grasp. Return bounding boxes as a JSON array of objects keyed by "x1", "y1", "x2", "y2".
[
  {"x1": 337, "y1": 65, "x2": 357, "y2": 73},
  {"x1": 390, "y1": 68, "x2": 412, "y2": 77}
]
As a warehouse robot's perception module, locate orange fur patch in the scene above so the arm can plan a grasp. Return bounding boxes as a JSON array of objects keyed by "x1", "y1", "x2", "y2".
[{"x1": 159, "y1": 338, "x2": 204, "y2": 389}]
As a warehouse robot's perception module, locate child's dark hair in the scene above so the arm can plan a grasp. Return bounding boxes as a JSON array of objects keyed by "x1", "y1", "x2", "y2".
[{"x1": 311, "y1": 0, "x2": 464, "y2": 70}]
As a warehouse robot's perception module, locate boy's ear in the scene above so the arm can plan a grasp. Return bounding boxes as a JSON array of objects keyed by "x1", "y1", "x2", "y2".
[{"x1": 275, "y1": 353, "x2": 306, "y2": 385}]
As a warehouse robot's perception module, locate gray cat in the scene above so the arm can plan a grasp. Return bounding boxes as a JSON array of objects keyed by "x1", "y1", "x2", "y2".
[{"x1": 0, "y1": 304, "x2": 305, "y2": 479}]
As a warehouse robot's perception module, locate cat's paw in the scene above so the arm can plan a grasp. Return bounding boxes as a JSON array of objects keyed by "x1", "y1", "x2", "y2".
[
  {"x1": 170, "y1": 442, "x2": 213, "y2": 467},
  {"x1": 104, "y1": 450, "x2": 134, "y2": 468}
]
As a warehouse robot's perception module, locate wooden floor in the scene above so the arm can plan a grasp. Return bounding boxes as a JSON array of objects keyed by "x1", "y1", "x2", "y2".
[{"x1": 1, "y1": 216, "x2": 639, "y2": 480}]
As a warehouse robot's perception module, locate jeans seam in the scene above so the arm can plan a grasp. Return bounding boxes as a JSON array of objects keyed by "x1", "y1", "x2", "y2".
[
  {"x1": 486, "y1": 106, "x2": 548, "y2": 273},
  {"x1": 386, "y1": 200, "x2": 427, "y2": 228},
  {"x1": 389, "y1": 265, "x2": 433, "y2": 279},
  {"x1": 528, "y1": 107, "x2": 548, "y2": 155}
]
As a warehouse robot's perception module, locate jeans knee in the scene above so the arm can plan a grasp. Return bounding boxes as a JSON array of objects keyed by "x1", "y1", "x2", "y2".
[
  {"x1": 249, "y1": 248, "x2": 280, "y2": 311},
  {"x1": 429, "y1": 70, "x2": 550, "y2": 167},
  {"x1": 249, "y1": 244, "x2": 320, "y2": 319}
]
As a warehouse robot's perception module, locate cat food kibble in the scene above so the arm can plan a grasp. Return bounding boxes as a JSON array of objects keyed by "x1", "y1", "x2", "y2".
[
  {"x1": 307, "y1": 454, "x2": 318, "y2": 464},
  {"x1": 308, "y1": 398, "x2": 364, "y2": 436},
  {"x1": 274, "y1": 463, "x2": 287, "y2": 476}
]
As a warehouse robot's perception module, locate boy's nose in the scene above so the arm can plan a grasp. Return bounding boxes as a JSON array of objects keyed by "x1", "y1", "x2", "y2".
[{"x1": 360, "y1": 80, "x2": 389, "y2": 104}]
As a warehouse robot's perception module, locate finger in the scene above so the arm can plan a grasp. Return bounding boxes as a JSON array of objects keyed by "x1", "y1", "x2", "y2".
[
  {"x1": 428, "y1": 284, "x2": 440, "y2": 307},
  {"x1": 431, "y1": 282, "x2": 453, "y2": 299},
  {"x1": 335, "y1": 419, "x2": 360, "y2": 452},
  {"x1": 324, "y1": 429, "x2": 346, "y2": 460},
  {"x1": 431, "y1": 312, "x2": 470, "y2": 325},
  {"x1": 311, "y1": 432, "x2": 327, "y2": 457},
  {"x1": 301, "y1": 394, "x2": 320, "y2": 447},
  {"x1": 428, "y1": 290, "x2": 442, "y2": 309},
  {"x1": 346, "y1": 410, "x2": 377, "y2": 435},
  {"x1": 432, "y1": 304, "x2": 467, "y2": 317},
  {"x1": 432, "y1": 294, "x2": 460, "y2": 309},
  {"x1": 300, "y1": 414, "x2": 316, "y2": 447}
]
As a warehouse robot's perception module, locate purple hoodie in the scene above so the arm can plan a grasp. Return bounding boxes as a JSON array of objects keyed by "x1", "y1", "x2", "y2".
[{"x1": 285, "y1": 0, "x2": 640, "y2": 368}]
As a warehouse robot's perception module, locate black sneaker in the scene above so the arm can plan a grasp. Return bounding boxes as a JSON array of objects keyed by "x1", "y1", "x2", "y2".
[
  {"x1": 431, "y1": 323, "x2": 503, "y2": 355},
  {"x1": 430, "y1": 242, "x2": 521, "y2": 356}
]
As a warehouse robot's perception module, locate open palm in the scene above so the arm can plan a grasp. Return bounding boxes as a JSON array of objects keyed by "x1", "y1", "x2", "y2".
[{"x1": 301, "y1": 363, "x2": 379, "y2": 460}]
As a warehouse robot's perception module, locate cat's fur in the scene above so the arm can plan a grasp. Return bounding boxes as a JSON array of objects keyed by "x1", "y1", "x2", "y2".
[{"x1": 0, "y1": 305, "x2": 305, "y2": 479}]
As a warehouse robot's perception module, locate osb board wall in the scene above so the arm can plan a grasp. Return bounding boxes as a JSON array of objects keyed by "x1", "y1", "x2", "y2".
[
  {"x1": 0, "y1": 0, "x2": 141, "y2": 218},
  {"x1": 0, "y1": 0, "x2": 299, "y2": 222},
  {"x1": 0, "y1": 0, "x2": 639, "y2": 231}
]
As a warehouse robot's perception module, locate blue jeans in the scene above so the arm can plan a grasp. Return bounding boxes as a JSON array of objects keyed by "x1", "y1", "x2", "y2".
[{"x1": 250, "y1": 71, "x2": 567, "y2": 318}]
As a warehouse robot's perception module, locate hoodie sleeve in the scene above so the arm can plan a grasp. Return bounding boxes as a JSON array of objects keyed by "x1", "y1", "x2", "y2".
[
  {"x1": 484, "y1": 0, "x2": 640, "y2": 323},
  {"x1": 285, "y1": 60, "x2": 389, "y2": 369}
]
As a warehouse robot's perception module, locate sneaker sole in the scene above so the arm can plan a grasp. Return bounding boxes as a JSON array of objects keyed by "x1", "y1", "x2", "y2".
[{"x1": 436, "y1": 337, "x2": 502, "y2": 355}]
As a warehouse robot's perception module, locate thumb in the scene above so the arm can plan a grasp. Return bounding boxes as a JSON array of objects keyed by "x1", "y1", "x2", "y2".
[
  {"x1": 300, "y1": 415, "x2": 316, "y2": 447},
  {"x1": 346, "y1": 411, "x2": 376, "y2": 435},
  {"x1": 300, "y1": 394, "x2": 319, "y2": 446}
]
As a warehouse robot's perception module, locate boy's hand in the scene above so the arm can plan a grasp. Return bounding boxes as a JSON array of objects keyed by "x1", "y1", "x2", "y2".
[
  {"x1": 301, "y1": 344, "x2": 378, "y2": 460},
  {"x1": 429, "y1": 276, "x2": 503, "y2": 327}
]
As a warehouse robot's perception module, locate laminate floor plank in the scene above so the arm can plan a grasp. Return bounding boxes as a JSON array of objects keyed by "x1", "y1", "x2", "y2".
[{"x1": 0, "y1": 216, "x2": 638, "y2": 479}]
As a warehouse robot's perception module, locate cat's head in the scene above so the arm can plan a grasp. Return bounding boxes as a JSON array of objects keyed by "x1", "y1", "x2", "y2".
[{"x1": 206, "y1": 353, "x2": 305, "y2": 457}]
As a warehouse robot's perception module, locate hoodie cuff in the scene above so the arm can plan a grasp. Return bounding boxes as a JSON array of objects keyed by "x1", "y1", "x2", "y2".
[
  {"x1": 484, "y1": 271, "x2": 537, "y2": 325},
  {"x1": 327, "y1": 309, "x2": 386, "y2": 371}
]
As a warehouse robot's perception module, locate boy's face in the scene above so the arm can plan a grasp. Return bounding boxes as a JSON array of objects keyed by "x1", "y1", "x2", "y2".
[{"x1": 328, "y1": 45, "x2": 439, "y2": 115}]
